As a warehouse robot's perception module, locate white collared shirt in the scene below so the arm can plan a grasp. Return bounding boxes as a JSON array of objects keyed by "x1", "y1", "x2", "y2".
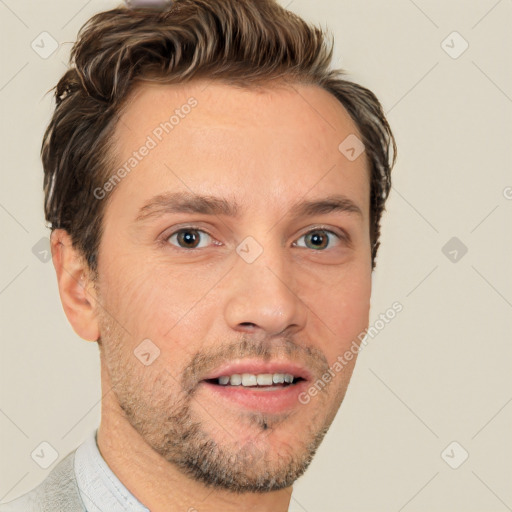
[{"x1": 74, "y1": 429, "x2": 150, "y2": 512}]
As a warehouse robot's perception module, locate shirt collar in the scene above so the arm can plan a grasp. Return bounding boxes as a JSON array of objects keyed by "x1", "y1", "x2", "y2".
[{"x1": 74, "y1": 428, "x2": 150, "y2": 512}]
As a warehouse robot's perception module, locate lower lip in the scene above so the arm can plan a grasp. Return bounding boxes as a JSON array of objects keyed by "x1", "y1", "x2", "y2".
[{"x1": 199, "y1": 380, "x2": 309, "y2": 414}]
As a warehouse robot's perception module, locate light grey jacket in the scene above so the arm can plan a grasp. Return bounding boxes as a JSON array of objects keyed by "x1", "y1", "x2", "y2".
[{"x1": 0, "y1": 450, "x2": 86, "y2": 512}]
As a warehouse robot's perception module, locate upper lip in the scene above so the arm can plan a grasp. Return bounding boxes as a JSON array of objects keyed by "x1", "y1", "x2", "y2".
[{"x1": 201, "y1": 359, "x2": 313, "y2": 382}]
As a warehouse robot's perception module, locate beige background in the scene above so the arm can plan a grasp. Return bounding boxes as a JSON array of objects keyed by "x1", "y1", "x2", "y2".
[{"x1": 1, "y1": 1, "x2": 511, "y2": 510}]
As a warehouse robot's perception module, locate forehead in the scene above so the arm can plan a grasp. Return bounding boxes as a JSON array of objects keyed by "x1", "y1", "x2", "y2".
[
  {"x1": 108, "y1": 79, "x2": 370, "y2": 222},
  {"x1": 121, "y1": 79, "x2": 357, "y2": 125}
]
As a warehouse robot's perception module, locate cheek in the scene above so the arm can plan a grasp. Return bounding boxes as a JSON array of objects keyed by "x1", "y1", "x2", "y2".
[
  {"x1": 99, "y1": 252, "x2": 219, "y2": 358},
  {"x1": 311, "y1": 264, "x2": 371, "y2": 365}
]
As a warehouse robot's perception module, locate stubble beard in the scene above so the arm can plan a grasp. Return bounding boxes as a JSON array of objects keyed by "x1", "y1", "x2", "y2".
[{"x1": 96, "y1": 307, "x2": 350, "y2": 493}]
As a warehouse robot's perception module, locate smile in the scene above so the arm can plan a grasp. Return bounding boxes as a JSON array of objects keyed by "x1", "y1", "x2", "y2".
[
  {"x1": 207, "y1": 373, "x2": 304, "y2": 387},
  {"x1": 199, "y1": 361, "x2": 312, "y2": 413}
]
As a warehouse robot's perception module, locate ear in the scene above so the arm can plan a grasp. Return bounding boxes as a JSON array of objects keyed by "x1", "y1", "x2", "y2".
[{"x1": 50, "y1": 229, "x2": 100, "y2": 342}]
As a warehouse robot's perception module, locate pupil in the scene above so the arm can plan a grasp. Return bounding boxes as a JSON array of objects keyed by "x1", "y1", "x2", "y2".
[
  {"x1": 308, "y1": 231, "x2": 327, "y2": 249},
  {"x1": 179, "y1": 230, "x2": 198, "y2": 248}
]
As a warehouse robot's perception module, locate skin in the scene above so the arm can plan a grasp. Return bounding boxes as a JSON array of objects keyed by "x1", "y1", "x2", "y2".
[{"x1": 51, "y1": 79, "x2": 372, "y2": 512}]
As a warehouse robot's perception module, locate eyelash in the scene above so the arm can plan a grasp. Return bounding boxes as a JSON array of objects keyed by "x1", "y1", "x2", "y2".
[{"x1": 163, "y1": 225, "x2": 349, "y2": 251}]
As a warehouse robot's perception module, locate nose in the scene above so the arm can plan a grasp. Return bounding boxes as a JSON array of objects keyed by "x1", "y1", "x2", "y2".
[{"x1": 223, "y1": 240, "x2": 308, "y2": 337}]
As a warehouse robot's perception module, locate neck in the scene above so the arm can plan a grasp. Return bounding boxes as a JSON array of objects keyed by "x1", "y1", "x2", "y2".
[{"x1": 97, "y1": 393, "x2": 293, "y2": 512}]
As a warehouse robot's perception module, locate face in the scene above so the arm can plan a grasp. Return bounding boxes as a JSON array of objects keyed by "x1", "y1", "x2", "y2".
[{"x1": 93, "y1": 80, "x2": 372, "y2": 492}]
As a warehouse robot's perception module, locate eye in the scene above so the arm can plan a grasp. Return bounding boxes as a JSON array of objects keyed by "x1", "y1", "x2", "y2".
[
  {"x1": 167, "y1": 228, "x2": 215, "y2": 249},
  {"x1": 293, "y1": 229, "x2": 343, "y2": 250}
]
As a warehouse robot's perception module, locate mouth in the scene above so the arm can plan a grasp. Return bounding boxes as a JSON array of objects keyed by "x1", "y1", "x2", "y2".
[
  {"x1": 204, "y1": 373, "x2": 305, "y2": 388},
  {"x1": 198, "y1": 361, "x2": 312, "y2": 413}
]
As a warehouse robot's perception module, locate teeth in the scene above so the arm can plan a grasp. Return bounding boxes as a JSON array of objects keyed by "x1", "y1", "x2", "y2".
[
  {"x1": 242, "y1": 373, "x2": 257, "y2": 386},
  {"x1": 216, "y1": 373, "x2": 298, "y2": 386},
  {"x1": 257, "y1": 374, "x2": 273, "y2": 386},
  {"x1": 230, "y1": 374, "x2": 242, "y2": 386},
  {"x1": 273, "y1": 374, "x2": 284, "y2": 384}
]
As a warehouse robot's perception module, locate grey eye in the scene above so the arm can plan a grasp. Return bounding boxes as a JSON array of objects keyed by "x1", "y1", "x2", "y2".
[{"x1": 295, "y1": 230, "x2": 340, "y2": 250}]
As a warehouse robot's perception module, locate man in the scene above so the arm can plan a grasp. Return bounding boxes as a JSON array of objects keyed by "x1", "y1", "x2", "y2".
[{"x1": 0, "y1": 0, "x2": 395, "y2": 510}]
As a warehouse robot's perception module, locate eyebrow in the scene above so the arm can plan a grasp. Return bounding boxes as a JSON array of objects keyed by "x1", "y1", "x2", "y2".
[
  {"x1": 136, "y1": 192, "x2": 240, "y2": 221},
  {"x1": 289, "y1": 194, "x2": 363, "y2": 218},
  {"x1": 135, "y1": 191, "x2": 363, "y2": 222}
]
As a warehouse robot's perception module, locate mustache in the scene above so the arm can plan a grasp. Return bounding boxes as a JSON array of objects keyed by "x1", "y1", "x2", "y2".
[{"x1": 181, "y1": 335, "x2": 329, "y2": 394}]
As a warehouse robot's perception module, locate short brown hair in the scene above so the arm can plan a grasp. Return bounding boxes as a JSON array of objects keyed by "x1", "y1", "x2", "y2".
[{"x1": 42, "y1": 0, "x2": 396, "y2": 272}]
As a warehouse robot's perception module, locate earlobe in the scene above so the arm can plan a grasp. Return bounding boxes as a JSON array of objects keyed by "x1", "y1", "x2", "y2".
[{"x1": 50, "y1": 229, "x2": 100, "y2": 342}]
